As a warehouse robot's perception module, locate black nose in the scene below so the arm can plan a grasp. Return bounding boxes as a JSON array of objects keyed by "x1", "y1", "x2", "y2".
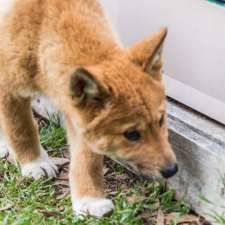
[{"x1": 160, "y1": 163, "x2": 178, "y2": 179}]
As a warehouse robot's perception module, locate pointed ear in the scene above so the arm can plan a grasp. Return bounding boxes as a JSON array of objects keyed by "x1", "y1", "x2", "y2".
[
  {"x1": 70, "y1": 68, "x2": 110, "y2": 106},
  {"x1": 129, "y1": 27, "x2": 167, "y2": 81}
]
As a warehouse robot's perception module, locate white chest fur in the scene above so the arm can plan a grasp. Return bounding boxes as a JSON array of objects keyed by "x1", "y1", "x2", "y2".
[{"x1": 0, "y1": 0, "x2": 15, "y2": 21}]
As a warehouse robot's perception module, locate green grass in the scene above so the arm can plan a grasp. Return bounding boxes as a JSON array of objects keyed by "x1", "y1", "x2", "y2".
[
  {"x1": 40, "y1": 114, "x2": 67, "y2": 157},
  {"x1": 212, "y1": 212, "x2": 225, "y2": 225},
  {"x1": 0, "y1": 114, "x2": 191, "y2": 225},
  {"x1": 199, "y1": 175, "x2": 225, "y2": 225},
  {"x1": 0, "y1": 161, "x2": 189, "y2": 225}
]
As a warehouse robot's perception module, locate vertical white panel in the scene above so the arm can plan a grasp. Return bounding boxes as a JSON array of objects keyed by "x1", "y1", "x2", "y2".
[{"x1": 101, "y1": 0, "x2": 225, "y2": 125}]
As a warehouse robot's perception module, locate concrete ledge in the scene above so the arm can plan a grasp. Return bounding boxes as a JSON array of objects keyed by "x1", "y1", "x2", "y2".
[{"x1": 167, "y1": 99, "x2": 225, "y2": 218}]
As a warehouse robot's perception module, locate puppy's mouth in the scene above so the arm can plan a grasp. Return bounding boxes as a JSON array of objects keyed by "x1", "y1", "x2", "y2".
[
  {"x1": 113, "y1": 158, "x2": 138, "y2": 173},
  {"x1": 111, "y1": 158, "x2": 161, "y2": 181}
]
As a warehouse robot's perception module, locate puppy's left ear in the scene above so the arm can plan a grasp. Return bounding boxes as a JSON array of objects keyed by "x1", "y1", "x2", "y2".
[
  {"x1": 70, "y1": 68, "x2": 110, "y2": 107},
  {"x1": 129, "y1": 27, "x2": 167, "y2": 81}
]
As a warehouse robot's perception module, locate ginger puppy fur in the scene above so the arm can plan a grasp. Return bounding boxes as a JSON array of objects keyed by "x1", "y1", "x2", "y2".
[{"x1": 0, "y1": 0, "x2": 178, "y2": 218}]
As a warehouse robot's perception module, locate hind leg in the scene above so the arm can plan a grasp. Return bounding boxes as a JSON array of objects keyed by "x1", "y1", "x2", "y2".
[{"x1": 0, "y1": 95, "x2": 57, "y2": 178}]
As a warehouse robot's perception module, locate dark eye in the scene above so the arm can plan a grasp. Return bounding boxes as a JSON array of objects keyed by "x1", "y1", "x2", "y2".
[
  {"x1": 159, "y1": 114, "x2": 164, "y2": 127},
  {"x1": 124, "y1": 130, "x2": 141, "y2": 142}
]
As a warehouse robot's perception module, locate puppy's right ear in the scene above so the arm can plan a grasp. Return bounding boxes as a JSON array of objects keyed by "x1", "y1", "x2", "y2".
[
  {"x1": 70, "y1": 68, "x2": 110, "y2": 106},
  {"x1": 129, "y1": 28, "x2": 167, "y2": 81}
]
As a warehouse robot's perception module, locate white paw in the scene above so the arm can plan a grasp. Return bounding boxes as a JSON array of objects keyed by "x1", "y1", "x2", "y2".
[
  {"x1": 73, "y1": 197, "x2": 114, "y2": 218},
  {"x1": 0, "y1": 143, "x2": 9, "y2": 158},
  {"x1": 21, "y1": 149, "x2": 58, "y2": 179}
]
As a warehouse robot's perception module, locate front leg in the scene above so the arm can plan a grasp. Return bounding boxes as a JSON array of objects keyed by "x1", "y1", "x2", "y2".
[{"x1": 66, "y1": 118, "x2": 114, "y2": 218}]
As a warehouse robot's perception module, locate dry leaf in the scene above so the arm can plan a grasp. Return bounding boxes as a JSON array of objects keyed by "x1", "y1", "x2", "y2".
[
  {"x1": 37, "y1": 208, "x2": 62, "y2": 218},
  {"x1": 57, "y1": 171, "x2": 69, "y2": 181},
  {"x1": 54, "y1": 180, "x2": 69, "y2": 188},
  {"x1": 50, "y1": 157, "x2": 70, "y2": 167},
  {"x1": 138, "y1": 209, "x2": 156, "y2": 225},
  {"x1": 0, "y1": 204, "x2": 13, "y2": 211},
  {"x1": 127, "y1": 195, "x2": 146, "y2": 204},
  {"x1": 199, "y1": 217, "x2": 212, "y2": 225},
  {"x1": 6, "y1": 154, "x2": 16, "y2": 165},
  {"x1": 62, "y1": 152, "x2": 70, "y2": 159},
  {"x1": 165, "y1": 213, "x2": 199, "y2": 225},
  {"x1": 157, "y1": 208, "x2": 165, "y2": 225},
  {"x1": 103, "y1": 167, "x2": 109, "y2": 175},
  {"x1": 56, "y1": 188, "x2": 70, "y2": 199}
]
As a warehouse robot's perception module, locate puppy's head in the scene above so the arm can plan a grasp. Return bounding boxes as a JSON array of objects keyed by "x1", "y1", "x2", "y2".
[{"x1": 68, "y1": 28, "x2": 177, "y2": 179}]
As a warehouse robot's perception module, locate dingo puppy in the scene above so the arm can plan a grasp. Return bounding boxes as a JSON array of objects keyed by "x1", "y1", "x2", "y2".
[{"x1": 0, "y1": 0, "x2": 177, "y2": 217}]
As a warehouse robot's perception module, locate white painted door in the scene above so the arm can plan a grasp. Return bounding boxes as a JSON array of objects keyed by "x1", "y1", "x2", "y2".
[{"x1": 101, "y1": 0, "x2": 225, "y2": 125}]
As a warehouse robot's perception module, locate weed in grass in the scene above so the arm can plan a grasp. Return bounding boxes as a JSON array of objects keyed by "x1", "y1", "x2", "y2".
[
  {"x1": 212, "y1": 212, "x2": 225, "y2": 225},
  {"x1": 160, "y1": 189, "x2": 189, "y2": 215},
  {"x1": 198, "y1": 174, "x2": 225, "y2": 225}
]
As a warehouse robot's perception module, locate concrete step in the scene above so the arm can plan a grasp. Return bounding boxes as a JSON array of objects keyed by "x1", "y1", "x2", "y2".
[{"x1": 167, "y1": 99, "x2": 225, "y2": 219}]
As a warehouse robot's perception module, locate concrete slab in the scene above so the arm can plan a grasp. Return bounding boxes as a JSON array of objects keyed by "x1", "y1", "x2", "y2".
[{"x1": 167, "y1": 99, "x2": 225, "y2": 219}]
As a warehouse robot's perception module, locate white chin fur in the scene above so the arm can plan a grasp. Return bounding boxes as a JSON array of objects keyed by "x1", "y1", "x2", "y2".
[
  {"x1": 21, "y1": 149, "x2": 58, "y2": 179},
  {"x1": 73, "y1": 197, "x2": 114, "y2": 218}
]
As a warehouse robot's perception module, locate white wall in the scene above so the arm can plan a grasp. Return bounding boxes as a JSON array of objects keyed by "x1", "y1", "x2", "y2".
[{"x1": 101, "y1": 0, "x2": 225, "y2": 125}]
